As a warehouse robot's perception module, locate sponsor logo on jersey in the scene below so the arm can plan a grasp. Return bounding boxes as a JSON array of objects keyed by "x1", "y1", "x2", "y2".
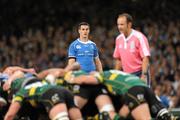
[
  {"x1": 90, "y1": 45, "x2": 94, "y2": 49},
  {"x1": 76, "y1": 45, "x2": 81, "y2": 49},
  {"x1": 51, "y1": 93, "x2": 60, "y2": 104},
  {"x1": 137, "y1": 94, "x2": 144, "y2": 102},
  {"x1": 73, "y1": 85, "x2": 80, "y2": 93}
]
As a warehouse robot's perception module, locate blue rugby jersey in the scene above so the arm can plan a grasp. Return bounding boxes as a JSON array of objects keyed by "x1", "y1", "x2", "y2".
[{"x1": 68, "y1": 39, "x2": 99, "y2": 73}]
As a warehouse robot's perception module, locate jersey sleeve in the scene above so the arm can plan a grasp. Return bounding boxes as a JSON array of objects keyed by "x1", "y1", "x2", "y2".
[
  {"x1": 113, "y1": 38, "x2": 121, "y2": 60},
  {"x1": 68, "y1": 42, "x2": 76, "y2": 58},
  {"x1": 93, "y1": 43, "x2": 99, "y2": 58},
  {"x1": 12, "y1": 95, "x2": 24, "y2": 105},
  {"x1": 12, "y1": 89, "x2": 24, "y2": 105},
  {"x1": 138, "y1": 33, "x2": 150, "y2": 58}
]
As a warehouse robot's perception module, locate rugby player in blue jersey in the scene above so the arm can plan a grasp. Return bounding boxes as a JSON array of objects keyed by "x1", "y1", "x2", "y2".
[
  {"x1": 68, "y1": 22, "x2": 102, "y2": 73},
  {"x1": 68, "y1": 25, "x2": 115, "y2": 118}
]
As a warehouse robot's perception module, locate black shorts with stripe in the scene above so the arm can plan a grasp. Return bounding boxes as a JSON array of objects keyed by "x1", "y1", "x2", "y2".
[
  {"x1": 40, "y1": 87, "x2": 76, "y2": 112},
  {"x1": 124, "y1": 86, "x2": 165, "y2": 117},
  {"x1": 72, "y1": 84, "x2": 108, "y2": 99}
]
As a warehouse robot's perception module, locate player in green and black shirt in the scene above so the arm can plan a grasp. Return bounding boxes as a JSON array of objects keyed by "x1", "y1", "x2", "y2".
[
  {"x1": 64, "y1": 70, "x2": 175, "y2": 120},
  {"x1": 37, "y1": 63, "x2": 116, "y2": 120},
  {"x1": 4, "y1": 76, "x2": 82, "y2": 120}
]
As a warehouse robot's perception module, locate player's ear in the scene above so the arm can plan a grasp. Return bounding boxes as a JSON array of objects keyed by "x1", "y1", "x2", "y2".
[
  {"x1": 128, "y1": 22, "x2": 132, "y2": 28},
  {"x1": 78, "y1": 29, "x2": 81, "y2": 34}
]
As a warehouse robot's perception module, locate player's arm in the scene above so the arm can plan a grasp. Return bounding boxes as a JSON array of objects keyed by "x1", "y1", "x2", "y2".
[
  {"x1": 4, "y1": 101, "x2": 21, "y2": 120},
  {"x1": 3, "y1": 70, "x2": 25, "y2": 91},
  {"x1": 74, "y1": 75, "x2": 99, "y2": 85},
  {"x1": 37, "y1": 68, "x2": 65, "y2": 79},
  {"x1": 93, "y1": 44, "x2": 103, "y2": 72},
  {"x1": 113, "y1": 37, "x2": 122, "y2": 70},
  {"x1": 95, "y1": 57, "x2": 103, "y2": 72},
  {"x1": 64, "y1": 62, "x2": 81, "y2": 72},
  {"x1": 68, "y1": 42, "x2": 76, "y2": 65},
  {"x1": 114, "y1": 59, "x2": 122, "y2": 70},
  {"x1": 15, "y1": 67, "x2": 36, "y2": 74},
  {"x1": 68, "y1": 58, "x2": 76, "y2": 65},
  {"x1": 141, "y1": 56, "x2": 150, "y2": 81},
  {"x1": 64, "y1": 71, "x2": 102, "y2": 85},
  {"x1": 139, "y1": 34, "x2": 150, "y2": 81},
  {"x1": 3, "y1": 66, "x2": 36, "y2": 75}
]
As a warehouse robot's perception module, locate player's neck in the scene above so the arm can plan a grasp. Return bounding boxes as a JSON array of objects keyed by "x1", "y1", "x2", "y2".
[
  {"x1": 79, "y1": 37, "x2": 88, "y2": 42},
  {"x1": 124, "y1": 29, "x2": 132, "y2": 38}
]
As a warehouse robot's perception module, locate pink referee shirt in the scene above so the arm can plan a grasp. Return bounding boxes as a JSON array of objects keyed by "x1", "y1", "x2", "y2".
[{"x1": 113, "y1": 29, "x2": 150, "y2": 73}]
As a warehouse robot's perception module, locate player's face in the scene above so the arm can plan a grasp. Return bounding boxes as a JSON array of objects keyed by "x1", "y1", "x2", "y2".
[
  {"x1": 78, "y1": 25, "x2": 90, "y2": 39},
  {"x1": 117, "y1": 16, "x2": 130, "y2": 35}
]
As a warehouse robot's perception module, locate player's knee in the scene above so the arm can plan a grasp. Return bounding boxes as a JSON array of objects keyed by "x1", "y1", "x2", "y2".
[{"x1": 52, "y1": 112, "x2": 69, "y2": 120}]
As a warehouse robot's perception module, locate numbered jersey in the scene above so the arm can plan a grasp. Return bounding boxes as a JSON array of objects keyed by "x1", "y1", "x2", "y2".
[{"x1": 97, "y1": 70, "x2": 147, "y2": 95}]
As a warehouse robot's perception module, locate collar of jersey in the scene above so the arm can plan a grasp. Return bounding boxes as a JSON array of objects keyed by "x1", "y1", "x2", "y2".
[
  {"x1": 122, "y1": 29, "x2": 134, "y2": 42},
  {"x1": 78, "y1": 39, "x2": 91, "y2": 44}
]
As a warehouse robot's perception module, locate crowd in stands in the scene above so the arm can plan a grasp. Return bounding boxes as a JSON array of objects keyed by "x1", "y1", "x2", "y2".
[{"x1": 0, "y1": 0, "x2": 179, "y2": 110}]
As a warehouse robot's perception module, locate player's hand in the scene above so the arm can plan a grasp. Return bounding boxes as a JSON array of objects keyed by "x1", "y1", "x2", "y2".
[
  {"x1": 28, "y1": 68, "x2": 36, "y2": 74},
  {"x1": 91, "y1": 71, "x2": 104, "y2": 83},
  {"x1": 64, "y1": 71, "x2": 75, "y2": 84},
  {"x1": 3, "y1": 81, "x2": 11, "y2": 91},
  {"x1": 140, "y1": 74, "x2": 147, "y2": 83}
]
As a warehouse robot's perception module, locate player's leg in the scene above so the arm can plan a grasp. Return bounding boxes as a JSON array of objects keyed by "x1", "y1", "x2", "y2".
[
  {"x1": 131, "y1": 103, "x2": 151, "y2": 120},
  {"x1": 144, "y1": 86, "x2": 172, "y2": 120},
  {"x1": 64, "y1": 88, "x2": 83, "y2": 120},
  {"x1": 41, "y1": 88, "x2": 70, "y2": 120},
  {"x1": 49, "y1": 103, "x2": 69, "y2": 120},
  {"x1": 124, "y1": 86, "x2": 152, "y2": 120},
  {"x1": 68, "y1": 107, "x2": 83, "y2": 120},
  {"x1": 118, "y1": 104, "x2": 130, "y2": 118},
  {"x1": 72, "y1": 85, "x2": 89, "y2": 109},
  {"x1": 95, "y1": 94, "x2": 116, "y2": 119},
  {"x1": 93, "y1": 85, "x2": 116, "y2": 119},
  {"x1": 74, "y1": 96, "x2": 88, "y2": 109}
]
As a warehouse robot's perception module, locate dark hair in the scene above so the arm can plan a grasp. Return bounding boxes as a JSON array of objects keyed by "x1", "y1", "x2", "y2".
[
  {"x1": 78, "y1": 22, "x2": 90, "y2": 29},
  {"x1": 118, "y1": 13, "x2": 133, "y2": 23}
]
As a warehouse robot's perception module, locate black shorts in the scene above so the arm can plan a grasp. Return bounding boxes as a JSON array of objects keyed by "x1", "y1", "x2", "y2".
[
  {"x1": 125, "y1": 86, "x2": 165, "y2": 117},
  {"x1": 40, "y1": 87, "x2": 77, "y2": 112},
  {"x1": 72, "y1": 84, "x2": 108, "y2": 99}
]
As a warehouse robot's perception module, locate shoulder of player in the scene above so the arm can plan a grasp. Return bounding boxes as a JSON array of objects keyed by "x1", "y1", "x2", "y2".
[
  {"x1": 70, "y1": 39, "x2": 79, "y2": 45},
  {"x1": 116, "y1": 34, "x2": 124, "y2": 41},
  {"x1": 69, "y1": 39, "x2": 81, "y2": 49},
  {"x1": 88, "y1": 40, "x2": 97, "y2": 45},
  {"x1": 132, "y1": 29, "x2": 147, "y2": 40}
]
